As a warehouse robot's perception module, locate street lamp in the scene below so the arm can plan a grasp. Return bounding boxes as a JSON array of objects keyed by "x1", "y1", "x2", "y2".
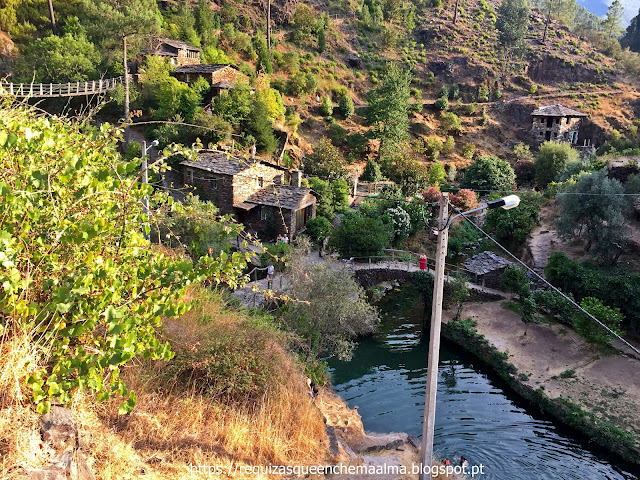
[
  {"x1": 419, "y1": 192, "x2": 519, "y2": 479},
  {"x1": 141, "y1": 140, "x2": 159, "y2": 240}
]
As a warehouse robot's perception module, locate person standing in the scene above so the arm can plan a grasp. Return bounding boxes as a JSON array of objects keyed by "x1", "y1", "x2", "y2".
[{"x1": 267, "y1": 264, "x2": 275, "y2": 289}]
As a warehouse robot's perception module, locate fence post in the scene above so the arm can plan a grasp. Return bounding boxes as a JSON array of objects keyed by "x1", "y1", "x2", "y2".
[{"x1": 40, "y1": 84, "x2": 43, "y2": 96}]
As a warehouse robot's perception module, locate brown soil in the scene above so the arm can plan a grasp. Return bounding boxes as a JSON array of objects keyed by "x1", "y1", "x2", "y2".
[{"x1": 443, "y1": 301, "x2": 640, "y2": 437}]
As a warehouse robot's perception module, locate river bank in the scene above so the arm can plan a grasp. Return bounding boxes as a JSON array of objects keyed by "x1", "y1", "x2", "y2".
[{"x1": 441, "y1": 300, "x2": 640, "y2": 467}]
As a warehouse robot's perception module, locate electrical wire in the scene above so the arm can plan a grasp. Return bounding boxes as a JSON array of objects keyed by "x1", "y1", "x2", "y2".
[{"x1": 447, "y1": 201, "x2": 640, "y2": 357}]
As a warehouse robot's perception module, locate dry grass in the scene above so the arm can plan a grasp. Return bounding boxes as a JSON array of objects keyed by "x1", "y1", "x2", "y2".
[{"x1": 1, "y1": 289, "x2": 328, "y2": 479}]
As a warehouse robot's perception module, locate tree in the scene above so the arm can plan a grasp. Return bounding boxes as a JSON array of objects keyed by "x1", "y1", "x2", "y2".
[
  {"x1": 339, "y1": 94, "x2": 355, "y2": 118},
  {"x1": 254, "y1": 34, "x2": 273, "y2": 74},
  {"x1": 320, "y1": 95, "x2": 334, "y2": 116},
  {"x1": 361, "y1": 158, "x2": 382, "y2": 182},
  {"x1": 428, "y1": 161, "x2": 446, "y2": 187},
  {"x1": 213, "y1": 83, "x2": 253, "y2": 125},
  {"x1": 573, "y1": 297, "x2": 624, "y2": 346},
  {"x1": 496, "y1": 0, "x2": 530, "y2": 52},
  {"x1": 291, "y1": 4, "x2": 316, "y2": 45},
  {"x1": 621, "y1": 9, "x2": 640, "y2": 52},
  {"x1": 365, "y1": 64, "x2": 411, "y2": 159},
  {"x1": 195, "y1": 0, "x2": 217, "y2": 47},
  {"x1": 485, "y1": 189, "x2": 543, "y2": 248},
  {"x1": 329, "y1": 216, "x2": 393, "y2": 258},
  {"x1": 244, "y1": 96, "x2": 279, "y2": 154},
  {"x1": 14, "y1": 32, "x2": 99, "y2": 83},
  {"x1": 308, "y1": 177, "x2": 335, "y2": 218},
  {"x1": 84, "y1": 0, "x2": 161, "y2": 148},
  {"x1": 534, "y1": 141, "x2": 579, "y2": 188},
  {"x1": 501, "y1": 266, "x2": 531, "y2": 298},
  {"x1": 602, "y1": 0, "x2": 624, "y2": 38},
  {"x1": 382, "y1": 153, "x2": 428, "y2": 195},
  {"x1": 461, "y1": 155, "x2": 516, "y2": 192},
  {"x1": 439, "y1": 112, "x2": 462, "y2": 134},
  {"x1": 305, "y1": 216, "x2": 332, "y2": 244},
  {"x1": 0, "y1": 104, "x2": 247, "y2": 414},
  {"x1": 283, "y1": 258, "x2": 380, "y2": 360},
  {"x1": 305, "y1": 138, "x2": 348, "y2": 179},
  {"x1": 556, "y1": 170, "x2": 628, "y2": 261}
]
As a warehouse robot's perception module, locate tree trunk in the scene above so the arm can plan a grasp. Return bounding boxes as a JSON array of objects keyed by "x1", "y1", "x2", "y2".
[
  {"x1": 123, "y1": 35, "x2": 131, "y2": 151},
  {"x1": 47, "y1": 0, "x2": 57, "y2": 35},
  {"x1": 453, "y1": 0, "x2": 460, "y2": 25}
]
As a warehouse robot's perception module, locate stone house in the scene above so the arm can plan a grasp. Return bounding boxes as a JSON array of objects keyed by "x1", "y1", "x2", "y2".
[
  {"x1": 173, "y1": 64, "x2": 248, "y2": 95},
  {"x1": 531, "y1": 104, "x2": 587, "y2": 144},
  {"x1": 180, "y1": 150, "x2": 316, "y2": 238},
  {"x1": 143, "y1": 38, "x2": 200, "y2": 67},
  {"x1": 463, "y1": 251, "x2": 512, "y2": 290}
]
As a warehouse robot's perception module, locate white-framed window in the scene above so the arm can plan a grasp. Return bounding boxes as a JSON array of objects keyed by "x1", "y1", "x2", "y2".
[
  {"x1": 210, "y1": 178, "x2": 217, "y2": 190},
  {"x1": 188, "y1": 169, "x2": 194, "y2": 183},
  {"x1": 261, "y1": 206, "x2": 269, "y2": 221}
]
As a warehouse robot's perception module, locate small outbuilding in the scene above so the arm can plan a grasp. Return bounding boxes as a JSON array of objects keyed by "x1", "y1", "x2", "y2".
[
  {"x1": 464, "y1": 251, "x2": 512, "y2": 289},
  {"x1": 173, "y1": 64, "x2": 248, "y2": 94},
  {"x1": 531, "y1": 104, "x2": 587, "y2": 144}
]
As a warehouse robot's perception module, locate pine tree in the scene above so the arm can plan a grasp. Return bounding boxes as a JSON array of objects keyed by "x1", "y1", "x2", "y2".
[
  {"x1": 361, "y1": 159, "x2": 382, "y2": 182},
  {"x1": 496, "y1": 0, "x2": 530, "y2": 51},
  {"x1": 365, "y1": 64, "x2": 411, "y2": 160},
  {"x1": 603, "y1": 0, "x2": 624, "y2": 38},
  {"x1": 621, "y1": 8, "x2": 640, "y2": 52}
]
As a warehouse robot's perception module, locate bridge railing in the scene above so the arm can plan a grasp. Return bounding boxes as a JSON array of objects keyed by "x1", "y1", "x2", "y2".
[
  {"x1": 0, "y1": 76, "x2": 126, "y2": 98},
  {"x1": 345, "y1": 248, "x2": 474, "y2": 277}
]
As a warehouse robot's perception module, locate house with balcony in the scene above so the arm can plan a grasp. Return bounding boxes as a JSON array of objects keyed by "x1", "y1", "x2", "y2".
[
  {"x1": 143, "y1": 38, "x2": 200, "y2": 67},
  {"x1": 531, "y1": 104, "x2": 587, "y2": 144}
]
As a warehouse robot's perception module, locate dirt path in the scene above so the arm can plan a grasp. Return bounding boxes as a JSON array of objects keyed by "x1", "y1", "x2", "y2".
[
  {"x1": 526, "y1": 204, "x2": 558, "y2": 277},
  {"x1": 443, "y1": 301, "x2": 640, "y2": 436}
]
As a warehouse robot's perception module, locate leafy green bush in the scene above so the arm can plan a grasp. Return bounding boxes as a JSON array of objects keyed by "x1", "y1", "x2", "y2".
[
  {"x1": 339, "y1": 94, "x2": 355, "y2": 118},
  {"x1": 461, "y1": 143, "x2": 476, "y2": 159},
  {"x1": 439, "y1": 112, "x2": 462, "y2": 134},
  {"x1": 329, "y1": 216, "x2": 393, "y2": 258},
  {"x1": 573, "y1": 297, "x2": 624, "y2": 346},
  {"x1": 434, "y1": 96, "x2": 450, "y2": 111},
  {"x1": 501, "y1": 266, "x2": 530, "y2": 298},
  {"x1": 484, "y1": 190, "x2": 543, "y2": 248},
  {"x1": 460, "y1": 155, "x2": 516, "y2": 192},
  {"x1": 361, "y1": 158, "x2": 382, "y2": 182},
  {"x1": 535, "y1": 142, "x2": 580, "y2": 188},
  {"x1": 305, "y1": 216, "x2": 333, "y2": 244},
  {"x1": 320, "y1": 94, "x2": 334, "y2": 116},
  {"x1": 0, "y1": 104, "x2": 246, "y2": 414}
]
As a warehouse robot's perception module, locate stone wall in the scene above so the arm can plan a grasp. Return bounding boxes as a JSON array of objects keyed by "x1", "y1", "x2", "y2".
[
  {"x1": 232, "y1": 164, "x2": 284, "y2": 205},
  {"x1": 531, "y1": 116, "x2": 581, "y2": 144},
  {"x1": 176, "y1": 48, "x2": 200, "y2": 66},
  {"x1": 354, "y1": 269, "x2": 411, "y2": 288},
  {"x1": 182, "y1": 169, "x2": 236, "y2": 215},
  {"x1": 240, "y1": 205, "x2": 294, "y2": 239}
]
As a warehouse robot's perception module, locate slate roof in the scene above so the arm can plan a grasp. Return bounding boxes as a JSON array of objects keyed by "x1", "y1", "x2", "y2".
[
  {"x1": 145, "y1": 37, "x2": 200, "y2": 55},
  {"x1": 244, "y1": 184, "x2": 315, "y2": 210},
  {"x1": 174, "y1": 64, "x2": 238, "y2": 74},
  {"x1": 181, "y1": 151, "x2": 258, "y2": 175},
  {"x1": 531, "y1": 104, "x2": 587, "y2": 117},
  {"x1": 464, "y1": 251, "x2": 512, "y2": 275}
]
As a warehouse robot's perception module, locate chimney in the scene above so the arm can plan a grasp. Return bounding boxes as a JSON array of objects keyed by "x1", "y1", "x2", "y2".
[{"x1": 291, "y1": 169, "x2": 302, "y2": 188}]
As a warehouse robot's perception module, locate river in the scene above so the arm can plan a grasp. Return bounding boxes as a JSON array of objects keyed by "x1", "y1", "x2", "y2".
[{"x1": 328, "y1": 284, "x2": 639, "y2": 480}]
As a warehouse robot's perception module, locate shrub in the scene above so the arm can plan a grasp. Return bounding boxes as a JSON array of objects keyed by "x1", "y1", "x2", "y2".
[
  {"x1": 441, "y1": 135, "x2": 455, "y2": 154},
  {"x1": 450, "y1": 188, "x2": 478, "y2": 211},
  {"x1": 501, "y1": 266, "x2": 530, "y2": 298},
  {"x1": 514, "y1": 160, "x2": 536, "y2": 186},
  {"x1": 478, "y1": 85, "x2": 489, "y2": 102},
  {"x1": 485, "y1": 189, "x2": 543, "y2": 249},
  {"x1": 535, "y1": 142, "x2": 579, "y2": 188},
  {"x1": 305, "y1": 216, "x2": 333, "y2": 244},
  {"x1": 460, "y1": 155, "x2": 516, "y2": 192},
  {"x1": 329, "y1": 216, "x2": 393, "y2": 258},
  {"x1": 305, "y1": 138, "x2": 348, "y2": 179},
  {"x1": 424, "y1": 137, "x2": 444, "y2": 160},
  {"x1": 434, "y1": 96, "x2": 449, "y2": 111},
  {"x1": 428, "y1": 161, "x2": 447, "y2": 187},
  {"x1": 461, "y1": 143, "x2": 476, "y2": 159},
  {"x1": 328, "y1": 123, "x2": 348, "y2": 145},
  {"x1": 439, "y1": 112, "x2": 462, "y2": 134},
  {"x1": 573, "y1": 297, "x2": 624, "y2": 346},
  {"x1": 449, "y1": 84, "x2": 460, "y2": 99}
]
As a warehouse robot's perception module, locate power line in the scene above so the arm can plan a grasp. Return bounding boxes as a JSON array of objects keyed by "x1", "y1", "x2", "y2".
[{"x1": 449, "y1": 201, "x2": 640, "y2": 357}]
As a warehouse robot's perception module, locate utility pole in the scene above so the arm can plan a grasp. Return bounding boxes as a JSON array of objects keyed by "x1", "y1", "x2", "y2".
[
  {"x1": 47, "y1": 0, "x2": 57, "y2": 35},
  {"x1": 419, "y1": 192, "x2": 449, "y2": 479},
  {"x1": 542, "y1": 0, "x2": 552, "y2": 44},
  {"x1": 123, "y1": 35, "x2": 131, "y2": 151},
  {"x1": 267, "y1": 0, "x2": 272, "y2": 55}
]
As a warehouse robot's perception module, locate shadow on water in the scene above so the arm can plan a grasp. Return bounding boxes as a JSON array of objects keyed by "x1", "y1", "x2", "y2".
[{"x1": 328, "y1": 284, "x2": 639, "y2": 480}]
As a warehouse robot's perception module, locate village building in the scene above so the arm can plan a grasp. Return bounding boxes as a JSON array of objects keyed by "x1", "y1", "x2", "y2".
[
  {"x1": 143, "y1": 38, "x2": 200, "y2": 67},
  {"x1": 180, "y1": 150, "x2": 316, "y2": 238},
  {"x1": 531, "y1": 104, "x2": 587, "y2": 144},
  {"x1": 463, "y1": 251, "x2": 512, "y2": 290},
  {"x1": 173, "y1": 64, "x2": 248, "y2": 95}
]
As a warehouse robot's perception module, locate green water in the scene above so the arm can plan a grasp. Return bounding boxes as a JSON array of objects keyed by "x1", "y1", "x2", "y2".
[{"x1": 328, "y1": 284, "x2": 639, "y2": 480}]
